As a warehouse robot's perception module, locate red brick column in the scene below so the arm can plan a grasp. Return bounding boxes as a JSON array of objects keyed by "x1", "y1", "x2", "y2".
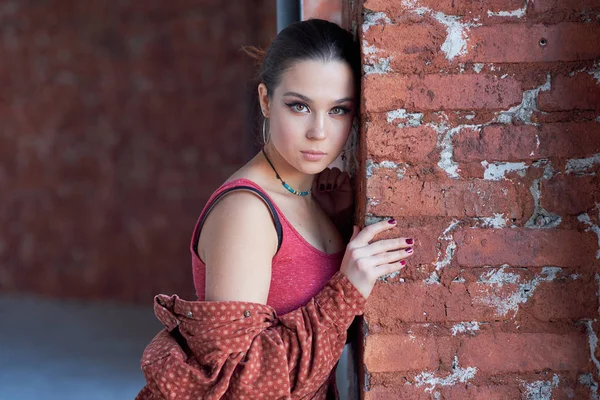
[{"x1": 358, "y1": 0, "x2": 600, "y2": 398}]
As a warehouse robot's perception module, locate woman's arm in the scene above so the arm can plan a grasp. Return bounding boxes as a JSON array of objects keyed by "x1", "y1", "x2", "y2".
[
  {"x1": 138, "y1": 198, "x2": 411, "y2": 399},
  {"x1": 137, "y1": 192, "x2": 365, "y2": 399},
  {"x1": 201, "y1": 190, "x2": 278, "y2": 304}
]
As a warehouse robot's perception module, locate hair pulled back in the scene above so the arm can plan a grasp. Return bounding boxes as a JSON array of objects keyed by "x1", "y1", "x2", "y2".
[{"x1": 247, "y1": 19, "x2": 361, "y2": 97}]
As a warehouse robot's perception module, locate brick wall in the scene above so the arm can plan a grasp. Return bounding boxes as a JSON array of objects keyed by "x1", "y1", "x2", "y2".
[
  {"x1": 0, "y1": 0, "x2": 275, "y2": 302},
  {"x1": 358, "y1": 0, "x2": 600, "y2": 398}
]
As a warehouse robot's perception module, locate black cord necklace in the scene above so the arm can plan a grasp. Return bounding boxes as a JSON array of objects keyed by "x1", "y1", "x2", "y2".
[{"x1": 261, "y1": 147, "x2": 311, "y2": 196}]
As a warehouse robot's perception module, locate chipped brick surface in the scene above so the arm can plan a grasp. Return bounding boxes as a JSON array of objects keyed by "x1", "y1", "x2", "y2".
[{"x1": 359, "y1": 0, "x2": 600, "y2": 398}]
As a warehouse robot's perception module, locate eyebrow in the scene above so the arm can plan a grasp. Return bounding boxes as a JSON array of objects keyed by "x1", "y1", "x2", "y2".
[{"x1": 283, "y1": 92, "x2": 354, "y2": 104}]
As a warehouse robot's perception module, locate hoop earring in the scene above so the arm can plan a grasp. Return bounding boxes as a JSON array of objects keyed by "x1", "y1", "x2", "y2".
[{"x1": 262, "y1": 118, "x2": 270, "y2": 144}]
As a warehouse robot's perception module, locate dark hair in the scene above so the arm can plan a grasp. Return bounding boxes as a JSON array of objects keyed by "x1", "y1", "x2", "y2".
[{"x1": 245, "y1": 18, "x2": 361, "y2": 97}]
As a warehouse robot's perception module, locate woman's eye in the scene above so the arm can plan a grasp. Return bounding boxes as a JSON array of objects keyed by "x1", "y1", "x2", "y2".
[
  {"x1": 287, "y1": 103, "x2": 308, "y2": 113},
  {"x1": 330, "y1": 107, "x2": 349, "y2": 115}
]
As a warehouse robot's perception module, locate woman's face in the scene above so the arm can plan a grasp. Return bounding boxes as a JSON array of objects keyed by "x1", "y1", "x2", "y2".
[{"x1": 259, "y1": 59, "x2": 356, "y2": 175}]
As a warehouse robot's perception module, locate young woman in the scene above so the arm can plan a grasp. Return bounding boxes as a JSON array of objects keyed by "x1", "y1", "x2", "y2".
[{"x1": 136, "y1": 19, "x2": 414, "y2": 400}]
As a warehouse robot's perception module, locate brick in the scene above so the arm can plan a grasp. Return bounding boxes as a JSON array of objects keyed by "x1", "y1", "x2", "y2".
[
  {"x1": 458, "y1": 333, "x2": 589, "y2": 373},
  {"x1": 366, "y1": 121, "x2": 439, "y2": 164},
  {"x1": 367, "y1": 174, "x2": 525, "y2": 218},
  {"x1": 441, "y1": 385, "x2": 522, "y2": 399},
  {"x1": 367, "y1": 280, "x2": 522, "y2": 324},
  {"x1": 541, "y1": 174, "x2": 600, "y2": 216},
  {"x1": 363, "y1": 0, "x2": 524, "y2": 18},
  {"x1": 465, "y1": 23, "x2": 600, "y2": 63},
  {"x1": 366, "y1": 282, "x2": 448, "y2": 323},
  {"x1": 366, "y1": 23, "x2": 600, "y2": 67},
  {"x1": 363, "y1": 385, "x2": 431, "y2": 400},
  {"x1": 363, "y1": 23, "x2": 445, "y2": 67},
  {"x1": 530, "y1": 0, "x2": 600, "y2": 14},
  {"x1": 364, "y1": 74, "x2": 523, "y2": 112},
  {"x1": 525, "y1": 279, "x2": 599, "y2": 321},
  {"x1": 367, "y1": 218, "x2": 465, "y2": 278},
  {"x1": 538, "y1": 73, "x2": 600, "y2": 112},
  {"x1": 453, "y1": 122, "x2": 600, "y2": 162},
  {"x1": 364, "y1": 334, "x2": 439, "y2": 372},
  {"x1": 454, "y1": 228, "x2": 598, "y2": 267},
  {"x1": 446, "y1": 281, "x2": 519, "y2": 321}
]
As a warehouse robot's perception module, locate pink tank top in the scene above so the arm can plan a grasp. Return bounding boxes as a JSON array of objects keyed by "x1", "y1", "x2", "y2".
[{"x1": 190, "y1": 178, "x2": 345, "y2": 315}]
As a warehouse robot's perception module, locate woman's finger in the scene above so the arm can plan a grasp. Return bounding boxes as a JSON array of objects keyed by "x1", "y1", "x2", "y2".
[
  {"x1": 325, "y1": 168, "x2": 341, "y2": 191},
  {"x1": 334, "y1": 171, "x2": 348, "y2": 190},
  {"x1": 366, "y1": 248, "x2": 413, "y2": 267},
  {"x1": 376, "y1": 261, "x2": 406, "y2": 278},
  {"x1": 351, "y1": 219, "x2": 397, "y2": 248},
  {"x1": 317, "y1": 168, "x2": 332, "y2": 190},
  {"x1": 364, "y1": 238, "x2": 414, "y2": 257}
]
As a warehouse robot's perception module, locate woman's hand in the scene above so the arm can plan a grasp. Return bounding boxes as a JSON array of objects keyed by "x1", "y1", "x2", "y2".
[
  {"x1": 311, "y1": 167, "x2": 353, "y2": 219},
  {"x1": 340, "y1": 219, "x2": 414, "y2": 299}
]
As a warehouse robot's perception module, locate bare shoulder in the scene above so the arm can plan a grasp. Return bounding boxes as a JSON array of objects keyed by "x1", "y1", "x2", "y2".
[{"x1": 199, "y1": 189, "x2": 278, "y2": 303}]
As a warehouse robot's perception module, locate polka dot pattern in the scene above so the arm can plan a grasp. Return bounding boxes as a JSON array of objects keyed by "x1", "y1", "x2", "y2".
[{"x1": 135, "y1": 271, "x2": 366, "y2": 399}]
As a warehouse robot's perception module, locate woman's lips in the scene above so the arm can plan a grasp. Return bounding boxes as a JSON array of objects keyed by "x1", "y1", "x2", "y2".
[{"x1": 301, "y1": 151, "x2": 327, "y2": 161}]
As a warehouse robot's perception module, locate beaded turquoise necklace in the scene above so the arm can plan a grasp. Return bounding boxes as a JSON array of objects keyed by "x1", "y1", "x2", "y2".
[{"x1": 261, "y1": 147, "x2": 311, "y2": 196}]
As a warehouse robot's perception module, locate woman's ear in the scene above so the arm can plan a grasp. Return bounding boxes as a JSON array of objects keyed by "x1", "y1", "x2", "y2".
[{"x1": 258, "y1": 83, "x2": 270, "y2": 117}]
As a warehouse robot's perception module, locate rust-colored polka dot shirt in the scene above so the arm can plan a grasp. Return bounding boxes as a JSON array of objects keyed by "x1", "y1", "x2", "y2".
[{"x1": 135, "y1": 271, "x2": 366, "y2": 399}]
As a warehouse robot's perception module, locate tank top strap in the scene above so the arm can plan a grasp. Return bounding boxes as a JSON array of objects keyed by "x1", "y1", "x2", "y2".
[{"x1": 190, "y1": 178, "x2": 283, "y2": 258}]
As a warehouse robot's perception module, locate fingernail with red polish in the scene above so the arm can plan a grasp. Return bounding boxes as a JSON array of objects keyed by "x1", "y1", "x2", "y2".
[
  {"x1": 400, "y1": 260, "x2": 406, "y2": 265},
  {"x1": 406, "y1": 238, "x2": 414, "y2": 244},
  {"x1": 406, "y1": 247, "x2": 413, "y2": 253},
  {"x1": 388, "y1": 219, "x2": 396, "y2": 224}
]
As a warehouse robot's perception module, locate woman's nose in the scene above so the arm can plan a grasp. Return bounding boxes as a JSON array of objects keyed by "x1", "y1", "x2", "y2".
[{"x1": 307, "y1": 113, "x2": 326, "y2": 140}]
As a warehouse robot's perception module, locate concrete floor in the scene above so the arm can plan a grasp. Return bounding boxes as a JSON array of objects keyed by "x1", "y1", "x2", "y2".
[{"x1": 0, "y1": 294, "x2": 162, "y2": 400}]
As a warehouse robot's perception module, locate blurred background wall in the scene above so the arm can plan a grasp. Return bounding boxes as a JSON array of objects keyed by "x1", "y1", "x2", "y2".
[{"x1": 0, "y1": 0, "x2": 276, "y2": 303}]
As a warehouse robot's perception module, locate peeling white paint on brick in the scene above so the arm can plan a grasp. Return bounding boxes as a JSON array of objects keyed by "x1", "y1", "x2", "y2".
[
  {"x1": 433, "y1": 120, "x2": 463, "y2": 179},
  {"x1": 476, "y1": 266, "x2": 562, "y2": 316},
  {"x1": 362, "y1": 40, "x2": 379, "y2": 55},
  {"x1": 400, "y1": 2, "x2": 479, "y2": 60},
  {"x1": 387, "y1": 109, "x2": 424, "y2": 127},
  {"x1": 522, "y1": 374, "x2": 559, "y2": 400},
  {"x1": 475, "y1": 213, "x2": 508, "y2": 228},
  {"x1": 526, "y1": 160, "x2": 562, "y2": 229},
  {"x1": 433, "y1": 12, "x2": 477, "y2": 60},
  {"x1": 362, "y1": 11, "x2": 391, "y2": 32},
  {"x1": 414, "y1": 356, "x2": 477, "y2": 392},
  {"x1": 577, "y1": 211, "x2": 600, "y2": 259},
  {"x1": 530, "y1": 134, "x2": 540, "y2": 157},
  {"x1": 481, "y1": 161, "x2": 528, "y2": 181},
  {"x1": 565, "y1": 153, "x2": 600, "y2": 174},
  {"x1": 478, "y1": 265, "x2": 520, "y2": 285},
  {"x1": 367, "y1": 159, "x2": 407, "y2": 179},
  {"x1": 364, "y1": 57, "x2": 393, "y2": 75},
  {"x1": 496, "y1": 74, "x2": 551, "y2": 125},
  {"x1": 425, "y1": 219, "x2": 460, "y2": 284},
  {"x1": 451, "y1": 321, "x2": 480, "y2": 335},
  {"x1": 579, "y1": 373, "x2": 600, "y2": 400},
  {"x1": 368, "y1": 196, "x2": 380, "y2": 207},
  {"x1": 487, "y1": 0, "x2": 528, "y2": 19},
  {"x1": 583, "y1": 320, "x2": 600, "y2": 374},
  {"x1": 588, "y1": 61, "x2": 600, "y2": 84},
  {"x1": 473, "y1": 63, "x2": 484, "y2": 73},
  {"x1": 379, "y1": 269, "x2": 402, "y2": 281},
  {"x1": 591, "y1": 70, "x2": 600, "y2": 84}
]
